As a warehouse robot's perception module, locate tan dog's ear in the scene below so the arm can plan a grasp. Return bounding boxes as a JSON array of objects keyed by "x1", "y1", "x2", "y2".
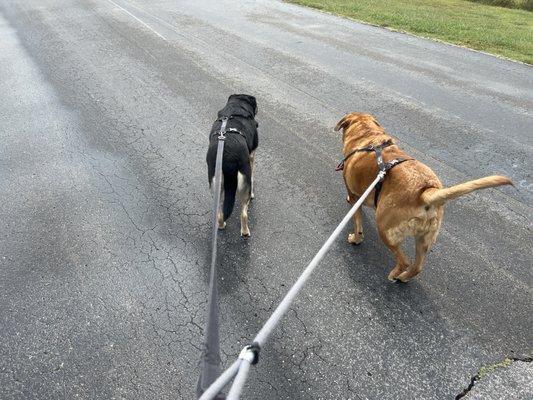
[{"x1": 334, "y1": 114, "x2": 352, "y2": 132}]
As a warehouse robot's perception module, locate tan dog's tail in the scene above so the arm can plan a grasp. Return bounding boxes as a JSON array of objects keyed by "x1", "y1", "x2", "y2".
[{"x1": 421, "y1": 175, "x2": 512, "y2": 206}]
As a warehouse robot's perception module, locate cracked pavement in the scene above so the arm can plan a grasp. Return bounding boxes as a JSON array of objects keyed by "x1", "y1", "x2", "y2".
[{"x1": 0, "y1": 0, "x2": 531, "y2": 399}]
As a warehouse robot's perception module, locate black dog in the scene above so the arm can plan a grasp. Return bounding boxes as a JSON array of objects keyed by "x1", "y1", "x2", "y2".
[{"x1": 206, "y1": 94, "x2": 258, "y2": 237}]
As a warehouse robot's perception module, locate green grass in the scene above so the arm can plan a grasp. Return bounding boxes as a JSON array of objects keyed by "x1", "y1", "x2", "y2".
[
  {"x1": 287, "y1": 0, "x2": 533, "y2": 64},
  {"x1": 470, "y1": 0, "x2": 533, "y2": 11},
  {"x1": 477, "y1": 358, "x2": 513, "y2": 379}
]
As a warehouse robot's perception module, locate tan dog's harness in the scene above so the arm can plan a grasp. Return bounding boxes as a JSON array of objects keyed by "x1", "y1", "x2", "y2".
[{"x1": 335, "y1": 139, "x2": 413, "y2": 206}]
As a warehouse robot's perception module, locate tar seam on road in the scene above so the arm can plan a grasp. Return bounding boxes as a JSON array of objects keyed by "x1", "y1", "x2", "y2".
[{"x1": 105, "y1": 0, "x2": 167, "y2": 41}]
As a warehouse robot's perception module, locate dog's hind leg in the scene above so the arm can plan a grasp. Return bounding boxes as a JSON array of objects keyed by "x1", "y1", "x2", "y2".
[
  {"x1": 397, "y1": 232, "x2": 435, "y2": 282},
  {"x1": 386, "y1": 243, "x2": 411, "y2": 281},
  {"x1": 379, "y1": 229, "x2": 411, "y2": 281},
  {"x1": 249, "y1": 151, "x2": 256, "y2": 199},
  {"x1": 213, "y1": 175, "x2": 226, "y2": 230},
  {"x1": 237, "y1": 171, "x2": 251, "y2": 237}
]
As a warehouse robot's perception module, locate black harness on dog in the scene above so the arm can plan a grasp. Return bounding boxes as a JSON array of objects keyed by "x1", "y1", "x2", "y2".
[
  {"x1": 212, "y1": 116, "x2": 247, "y2": 139},
  {"x1": 335, "y1": 139, "x2": 413, "y2": 207}
]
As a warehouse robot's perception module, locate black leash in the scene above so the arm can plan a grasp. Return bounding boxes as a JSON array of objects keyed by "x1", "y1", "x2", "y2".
[
  {"x1": 335, "y1": 139, "x2": 413, "y2": 206},
  {"x1": 197, "y1": 117, "x2": 230, "y2": 400}
]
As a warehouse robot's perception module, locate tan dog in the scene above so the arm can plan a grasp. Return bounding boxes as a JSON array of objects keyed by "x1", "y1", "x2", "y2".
[{"x1": 335, "y1": 113, "x2": 512, "y2": 282}]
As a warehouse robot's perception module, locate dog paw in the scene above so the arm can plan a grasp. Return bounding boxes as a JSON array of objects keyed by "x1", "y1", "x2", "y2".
[
  {"x1": 218, "y1": 221, "x2": 226, "y2": 230},
  {"x1": 388, "y1": 264, "x2": 408, "y2": 282},
  {"x1": 251, "y1": 192, "x2": 255, "y2": 199},
  {"x1": 388, "y1": 271, "x2": 399, "y2": 282},
  {"x1": 241, "y1": 229, "x2": 250, "y2": 238},
  {"x1": 396, "y1": 272, "x2": 413, "y2": 283},
  {"x1": 348, "y1": 232, "x2": 364, "y2": 245}
]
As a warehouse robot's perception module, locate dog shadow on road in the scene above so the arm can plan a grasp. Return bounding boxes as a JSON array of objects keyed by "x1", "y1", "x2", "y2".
[
  {"x1": 338, "y1": 209, "x2": 450, "y2": 340},
  {"x1": 216, "y1": 218, "x2": 253, "y2": 296}
]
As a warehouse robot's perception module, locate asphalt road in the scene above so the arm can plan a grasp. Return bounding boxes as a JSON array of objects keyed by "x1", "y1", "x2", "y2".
[{"x1": 0, "y1": 1, "x2": 531, "y2": 399}]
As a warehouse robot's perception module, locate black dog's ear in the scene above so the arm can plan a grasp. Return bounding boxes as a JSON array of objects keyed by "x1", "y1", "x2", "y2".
[{"x1": 248, "y1": 96, "x2": 257, "y2": 115}]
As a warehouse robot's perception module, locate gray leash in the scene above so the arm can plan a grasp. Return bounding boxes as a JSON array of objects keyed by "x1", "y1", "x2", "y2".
[
  {"x1": 199, "y1": 170, "x2": 387, "y2": 400},
  {"x1": 197, "y1": 117, "x2": 229, "y2": 399}
]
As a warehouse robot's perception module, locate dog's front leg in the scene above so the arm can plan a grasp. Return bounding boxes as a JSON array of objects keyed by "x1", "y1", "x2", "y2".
[{"x1": 347, "y1": 193, "x2": 364, "y2": 245}]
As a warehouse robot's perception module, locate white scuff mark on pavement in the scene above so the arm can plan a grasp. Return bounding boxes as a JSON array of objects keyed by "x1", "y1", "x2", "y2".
[{"x1": 105, "y1": 0, "x2": 167, "y2": 41}]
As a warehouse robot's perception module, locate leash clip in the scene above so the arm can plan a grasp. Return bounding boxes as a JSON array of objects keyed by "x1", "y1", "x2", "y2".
[
  {"x1": 377, "y1": 169, "x2": 387, "y2": 182},
  {"x1": 217, "y1": 117, "x2": 229, "y2": 140}
]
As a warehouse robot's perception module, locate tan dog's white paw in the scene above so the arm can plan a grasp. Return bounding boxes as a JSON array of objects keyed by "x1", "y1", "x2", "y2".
[
  {"x1": 218, "y1": 221, "x2": 226, "y2": 230},
  {"x1": 388, "y1": 270, "x2": 399, "y2": 282},
  {"x1": 241, "y1": 228, "x2": 250, "y2": 238},
  {"x1": 396, "y1": 271, "x2": 414, "y2": 283},
  {"x1": 388, "y1": 263, "x2": 409, "y2": 282},
  {"x1": 348, "y1": 232, "x2": 364, "y2": 245}
]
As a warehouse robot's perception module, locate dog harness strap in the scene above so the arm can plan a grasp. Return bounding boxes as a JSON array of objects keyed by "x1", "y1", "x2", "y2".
[
  {"x1": 335, "y1": 139, "x2": 394, "y2": 171},
  {"x1": 374, "y1": 146, "x2": 385, "y2": 172},
  {"x1": 212, "y1": 116, "x2": 246, "y2": 139},
  {"x1": 226, "y1": 127, "x2": 247, "y2": 139},
  {"x1": 373, "y1": 157, "x2": 413, "y2": 206},
  {"x1": 335, "y1": 139, "x2": 414, "y2": 206}
]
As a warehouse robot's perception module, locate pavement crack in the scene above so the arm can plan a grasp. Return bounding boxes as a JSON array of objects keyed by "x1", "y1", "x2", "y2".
[{"x1": 455, "y1": 355, "x2": 533, "y2": 399}]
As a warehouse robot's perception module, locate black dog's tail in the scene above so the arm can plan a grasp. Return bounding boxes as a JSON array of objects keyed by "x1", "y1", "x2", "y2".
[
  {"x1": 222, "y1": 162, "x2": 252, "y2": 221},
  {"x1": 222, "y1": 166, "x2": 239, "y2": 220}
]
